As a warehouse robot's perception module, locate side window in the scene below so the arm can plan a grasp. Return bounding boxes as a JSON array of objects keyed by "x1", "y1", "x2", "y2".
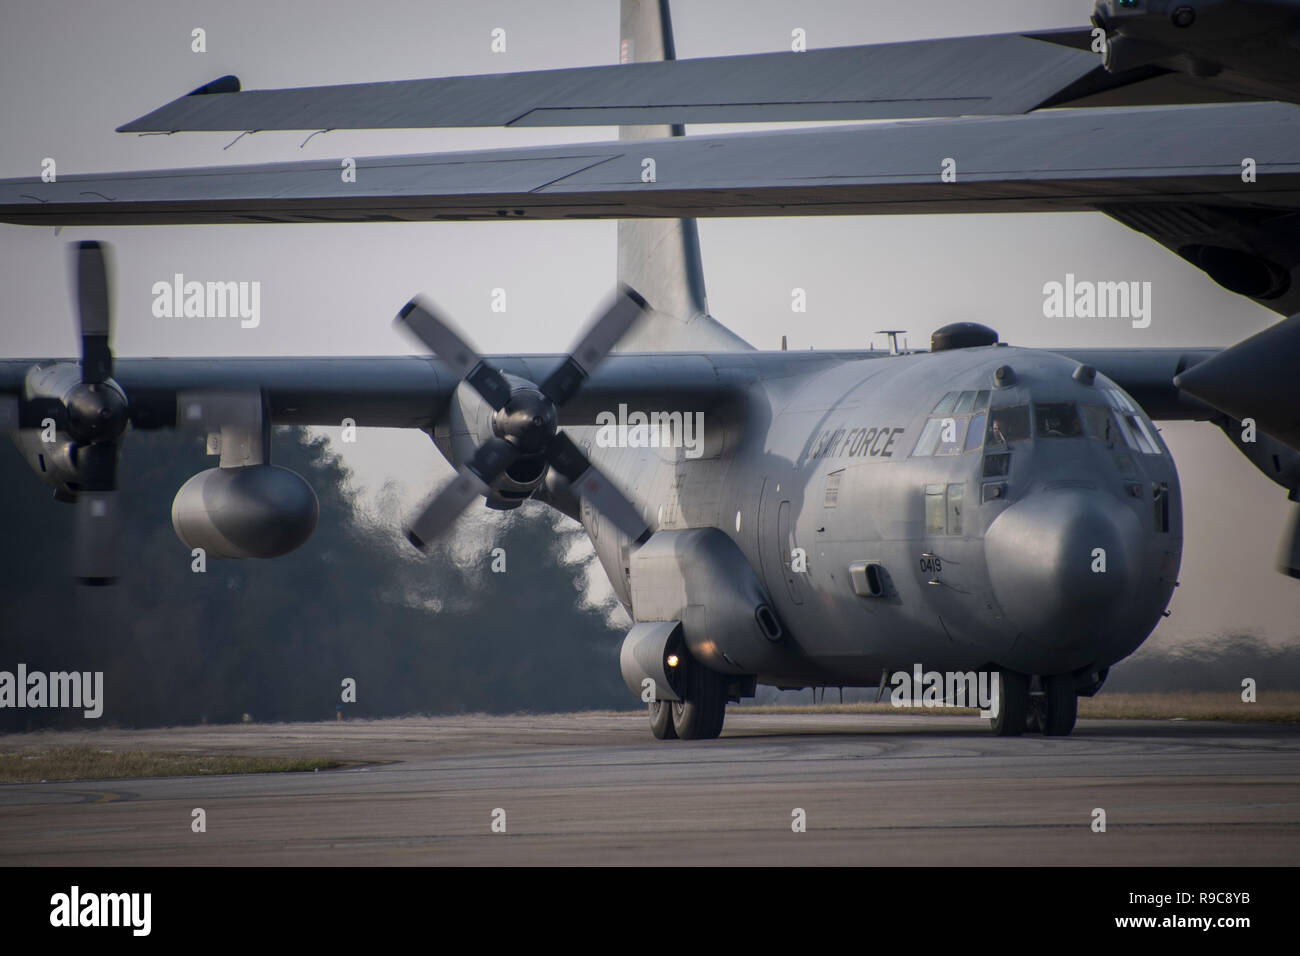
[
  {"x1": 946, "y1": 483, "x2": 964, "y2": 535},
  {"x1": 986, "y1": 405, "x2": 1031, "y2": 446},
  {"x1": 924, "y1": 484, "x2": 946, "y2": 534},
  {"x1": 924, "y1": 484, "x2": 965, "y2": 535},
  {"x1": 1153, "y1": 482, "x2": 1170, "y2": 532}
]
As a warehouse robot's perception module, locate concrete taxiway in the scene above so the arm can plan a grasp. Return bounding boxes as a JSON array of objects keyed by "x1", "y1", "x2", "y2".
[{"x1": 2, "y1": 713, "x2": 1298, "y2": 865}]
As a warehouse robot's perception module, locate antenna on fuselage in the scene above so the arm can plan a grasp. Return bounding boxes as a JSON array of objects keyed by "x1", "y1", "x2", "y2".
[{"x1": 876, "y1": 329, "x2": 907, "y2": 355}]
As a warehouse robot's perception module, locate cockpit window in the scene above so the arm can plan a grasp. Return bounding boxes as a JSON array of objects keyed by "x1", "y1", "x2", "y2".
[
  {"x1": 913, "y1": 408, "x2": 981, "y2": 456},
  {"x1": 930, "y1": 390, "x2": 989, "y2": 416},
  {"x1": 1034, "y1": 403, "x2": 1083, "y2": 438},
  {"x1": 934, "y1": 417, "x2": 969, "y2": 456},
  {"x1": 1081, "y1": 403, "x2": 1114, "y2": 444},
  {"x1": 1117, "y1": 412, "x2": 1160, "y2": 454},
  {"x1": 1089, "y1": 392, "x2": 1163, "y2": 454},
  {"x1": 986, "y1": 405, "x2": 1031, "y2": 446},
  {"x1": 912, "y1": 417, "x2": 944, "y2": 457},
  {"x1": 931, "y1": 392, "x2": 958, "y2": 416},
  {"x1": 965, "y1": 412, "x2": 987, "y2": 452},
  {"x1": 913, "y1": 392, "x2": 997, "y2": 457}
]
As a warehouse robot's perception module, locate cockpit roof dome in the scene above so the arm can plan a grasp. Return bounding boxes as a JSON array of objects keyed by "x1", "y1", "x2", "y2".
[{"x1": 931, "y1": 322, "x2": 999, "y2": 352}]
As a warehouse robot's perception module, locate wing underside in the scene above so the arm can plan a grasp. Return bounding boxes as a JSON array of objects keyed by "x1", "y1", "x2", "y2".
[
  {"x1": 115, "y1": 29, "x2": 1262, "y2": 135},
  {"x1": 9, "y1": 102, "x2": 1300, "y2": 313}
]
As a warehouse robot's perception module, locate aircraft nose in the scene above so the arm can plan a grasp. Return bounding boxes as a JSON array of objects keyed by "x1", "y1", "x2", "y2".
[{"x1": 984, "y1": 489, "x2": 1144, "y2": 666}]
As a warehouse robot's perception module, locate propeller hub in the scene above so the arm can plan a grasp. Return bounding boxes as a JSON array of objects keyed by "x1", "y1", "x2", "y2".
[
  {"x1": 65, "y1": 381, "x2": 128, "y2": 444},
  {"x1": 491, "y1": 387, "x2": 556, "y2": 454}
]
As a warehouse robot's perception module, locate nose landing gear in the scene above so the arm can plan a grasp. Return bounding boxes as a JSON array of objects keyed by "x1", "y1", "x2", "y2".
[
  {"x1": 990, "y1": 670, "x2": 1030, "y2": 736},
  {"x1": 1033, "y1": 674, "x2": 1079, "y2": 736},
  {"x1": 990, "y1": 670, "x2": 1078, "y2": 736}
]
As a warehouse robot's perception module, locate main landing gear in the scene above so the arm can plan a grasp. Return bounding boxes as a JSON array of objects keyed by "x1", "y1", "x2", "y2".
[
  {"x1": 647, "y1": 654, "x2": 728, "y2": 740},
  {"x1": 990, "y1": 670, "x2": 1077, "y2": 737}
]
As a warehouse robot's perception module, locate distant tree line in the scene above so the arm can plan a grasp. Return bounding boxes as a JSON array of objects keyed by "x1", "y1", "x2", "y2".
[{"x1": 0, "y1": 427, "x2": 633, "y2": 731}]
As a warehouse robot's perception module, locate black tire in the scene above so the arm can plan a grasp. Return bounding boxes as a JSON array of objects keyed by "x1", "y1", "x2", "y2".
[
  {"x1": 1026, "y1": 689, "x2": 1046, "y2": 734},
  {"x1": 990, "y1": 669, "x2": 1029, "y2": 736},
  {"x1": 649, "y1": 699, "x2": 676, "y2": 740},
  {"x1": 671, "y1": 660, "x2": 727, "y2": 740},
  {"x1": 1043, "y1": 673, "x2": 1078, "y2": 736}
]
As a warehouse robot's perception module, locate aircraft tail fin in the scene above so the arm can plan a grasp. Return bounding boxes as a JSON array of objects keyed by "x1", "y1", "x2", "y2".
[{"x1": 615, "y1": 0, "x2": 752, "y2": 351}]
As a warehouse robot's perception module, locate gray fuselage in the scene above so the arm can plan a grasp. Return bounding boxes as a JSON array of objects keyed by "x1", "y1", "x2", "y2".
[{"x1": 568, "y1": 344, "x2": 1181, "y2": 689}]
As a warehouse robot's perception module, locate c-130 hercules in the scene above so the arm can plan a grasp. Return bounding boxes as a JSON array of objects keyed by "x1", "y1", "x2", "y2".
[{"x1": 3, "y1": 0, "x2": 1299, "y2": 739}]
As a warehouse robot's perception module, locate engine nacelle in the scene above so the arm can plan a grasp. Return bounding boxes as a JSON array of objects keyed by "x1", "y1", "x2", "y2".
[
  {"x1": 10, "y1": 361, "x2": 129, "y2": 500},
  {"x1": 10, "y1": 429, "x2": 82, "y2": 499},
  {"x1": 171, "y1": 465, "x2": 318, "y2": 559},
  {"x1": 442, "y1": 377, "x2": 550, "y2": 509},
  {"x1": 620, "y1": 620, "x2": 686, "y2": 702}
]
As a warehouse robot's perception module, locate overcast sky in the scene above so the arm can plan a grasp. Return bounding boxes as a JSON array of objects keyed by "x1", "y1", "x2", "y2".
[{"x1": 2, "y1": 0, "x2": 1297, "y2": 644}]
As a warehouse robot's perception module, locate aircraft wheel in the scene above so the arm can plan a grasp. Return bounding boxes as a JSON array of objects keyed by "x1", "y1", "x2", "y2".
[
  {"x1": 1026, "y1": 688, "x2": 1046, "y2": 734},
  {"x1": 649, "y1": 699, "x2": 677, "y2": 739},
  {"x1": 1043, "y1": 673, "x2": 1078, "y2": 736},
  {"x1": 671, "y1": 660, "x2": 727, "y2": 740},
  {"x1": 989, "y1": 669, "x2": 1029, "y2": 736}
]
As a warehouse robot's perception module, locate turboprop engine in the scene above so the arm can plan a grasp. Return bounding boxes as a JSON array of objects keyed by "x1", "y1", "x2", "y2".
[{"x1": 438, "y1": 375, "x2": 556, "y2": 510}]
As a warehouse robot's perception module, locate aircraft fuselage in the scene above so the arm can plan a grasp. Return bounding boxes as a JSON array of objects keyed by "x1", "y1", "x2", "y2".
[{"x1": 571, "y1": 344, "x2": 1182, "y2": 691}]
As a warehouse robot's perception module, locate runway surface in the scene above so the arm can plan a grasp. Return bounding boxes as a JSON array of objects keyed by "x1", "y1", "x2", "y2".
[{"x1": 2, "y1": 713, "x2": 1299, "y2": 865}]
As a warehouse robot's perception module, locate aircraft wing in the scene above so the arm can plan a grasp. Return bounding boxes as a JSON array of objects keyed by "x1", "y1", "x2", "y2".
[
  {"x1": 0, "y1": 347, "x2": 1223, "y2": 434},
  {"x1": 1053, "y1": 347, "x2": 1220, "y2": 421},
  {"x1": 0, "y1": 351, "x2": 815, "y2": 431},
  {"x1": 8, "y1": 101, "x2": 1300, "y2": 314},
  {"x1": 118, "y1": 30, "x2": 1253, "y2": 134}
]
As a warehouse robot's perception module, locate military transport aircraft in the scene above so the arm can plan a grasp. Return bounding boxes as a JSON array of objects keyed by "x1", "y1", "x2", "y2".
[{"x1": 2, "y1": 0, "x2": 1299, "y2": 740}]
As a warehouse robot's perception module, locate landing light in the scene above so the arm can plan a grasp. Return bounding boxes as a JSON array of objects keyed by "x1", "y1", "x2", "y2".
[{"x1": 666, "y1": 655, "x2": 680, "y2": 668}]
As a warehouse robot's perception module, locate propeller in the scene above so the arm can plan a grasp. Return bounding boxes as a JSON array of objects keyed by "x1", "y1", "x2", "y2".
[
  {"x1": 0, "y1": 241, "x2": 128, "y2": 583},
  {"x1": 395, "y1": 285, "x2": 653, "y2": 550},
  {"x1": 66, "y1": 241, "x2": 127, "y2": 585}
]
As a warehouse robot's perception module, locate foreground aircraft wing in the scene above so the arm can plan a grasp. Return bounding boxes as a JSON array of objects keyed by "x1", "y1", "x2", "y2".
[
  {"x1": 114, "y1": 31, "x2": 1174, "y2": 133},
  {"x1": 116, "y1": 28, "x2": 1267, "y2": 135},
  {"x1": 7, "y1": 101, "x2": 1300, "y2": 314}
]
